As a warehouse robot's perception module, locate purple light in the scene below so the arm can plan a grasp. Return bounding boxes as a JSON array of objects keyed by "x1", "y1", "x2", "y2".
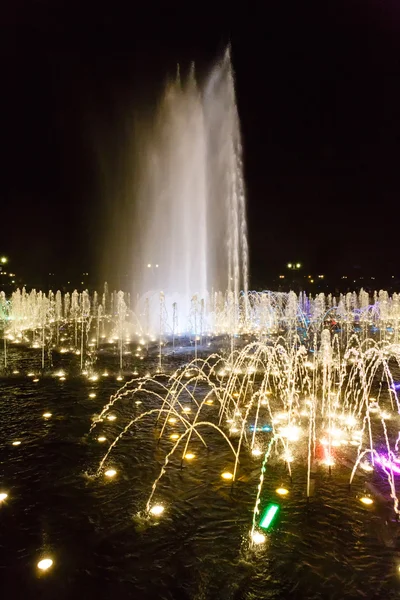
[
  {"x1": 392, "y1": 382, "x2": 400, "y2": 391},
  {"x1": 376, "y1": 454, "x2": 400, "y2": 474}
]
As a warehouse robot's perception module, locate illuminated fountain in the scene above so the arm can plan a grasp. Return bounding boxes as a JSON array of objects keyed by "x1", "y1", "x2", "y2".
[
  {"x1": 131, "y1": 48, "x2": 248, "y2": 334},
  {"x1": 89, "y1": 325, "x2": 400, "y2": 547}
]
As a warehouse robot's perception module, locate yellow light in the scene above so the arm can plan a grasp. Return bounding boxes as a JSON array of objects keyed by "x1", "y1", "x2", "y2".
[
  {"x1": 37, "y1": 558, "x2": 53, "y2": 571},
  {"x1": 0, "y1": 257, "x2": 7, "y2": 264},
  {"x1": 168, "y1": 417, "x2": 177, "y2": 424},
  {"x1": 0, "y1": 492, "x2": 8, "y2": 502},
  {"x1": 182, "y1": 407, "x2": 191, "y2": 414},
  {"x1": 221, "y1": 471, "x2": 233, "y2": 480},
  {"x1": 107, "y1": 415, "x2": 116, "y2": 421},
  {"x1": 89, "y1": 393, "x2": 96, "y2": 398},
  {"x1": 98, "y1": 436, "x2": 106, "y2": 442},
  {"x1": 12, "y1": 441, "x2": 21, "y2": 446},
  {"x1": 205, "y1": 399, "x2": 214, "y2": 405},
  {"x1": 33, "y1": 378, "x2": 39, "y2": 383},
  {"x1": 149, "y1": 504, "x2": 164, "y2": 516},
  {"x1": 184, "y1": 453, "x2": 195, "y2": 460},
  {"x1": 251, "y1": 531, "x2": 266, "y2": 544},
  {"x1": 170, "y1": 434, "x2": 179, "y2": 440},
  {"x1": 105, "y1": 469, "x2": 117, "y2": 478},
  {"x1": 276, "y1": 487, "x2": 289, "y2": 496},
  {"x1": 116, "y1": 376, "x2": 123, "y2": 381},
  {"x1": 43, "y1": 412, "x2": 52, "y2": 419},
  {"x1": 360, "y1": 496, "x2": 373, "y2": 505}
]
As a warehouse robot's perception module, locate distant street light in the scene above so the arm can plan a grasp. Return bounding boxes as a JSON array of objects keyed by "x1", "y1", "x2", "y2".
[
  {"x1": 0, "y1": 257, "x2": 7, "y2": 265},
  {"x1": 287, "y1": 262, "x2": 302, "y2": 270}
]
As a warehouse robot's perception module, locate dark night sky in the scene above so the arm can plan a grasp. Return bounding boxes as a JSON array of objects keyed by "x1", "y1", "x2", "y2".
[{"x1": 1, "y1": 1, "x2": 400, "y2": 288}]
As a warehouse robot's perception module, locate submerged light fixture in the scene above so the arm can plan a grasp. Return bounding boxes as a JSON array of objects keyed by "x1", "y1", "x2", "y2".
[{"x1": 259, "y1": 503, "x2": 280, "y2": 530}]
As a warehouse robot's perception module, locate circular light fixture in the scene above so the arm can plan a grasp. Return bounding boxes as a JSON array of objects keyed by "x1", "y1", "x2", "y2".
[
  {"x1": 98, "y1": 436, "x2": 106, "y2": 442},
  {"x1": 149, "y1": 504, "x2": 164, "y2": 516},
  {"x1": 276, "y1": 487, "x2": 289, "y2": 496},
  {"x1": 105, "y1": 469, "x2": 117, "y2": 478},
  {"x1": 184, "y1": 453, "x2": 195, "y2": 460},
  {"x1": 221, "y1": 472, "x2": 233, "y2": 480},
  {"x1": 43, "y1": 412, "x2": 52, "y2": 419},
  {"x1": 360, "y1": 496, "x2": 373, "y2": 505},
  {"x1": 37, "y1": 558, "x2": 53, "y2": 571},
  {"x1": 251, "y1": 531, "x2": 266, "y2": 545}
]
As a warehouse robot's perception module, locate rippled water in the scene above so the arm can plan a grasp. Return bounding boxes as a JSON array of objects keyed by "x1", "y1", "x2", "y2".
[{"x1": 1, "y1": 345, "x2": 400, "y2": 599}]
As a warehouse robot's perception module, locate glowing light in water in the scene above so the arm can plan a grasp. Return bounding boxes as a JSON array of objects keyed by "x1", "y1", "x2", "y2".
[
  {"x1": 259, "y1": 503, "x2": 279, "y2": 530},
  {"x1": 89, "y1": 393, "x2": 96, "y2": 398},
  {"x1": 105, "y1": 469, "x2": 117, "y2": 478},
  {"x1": 251, "y1": 531, "x2": 266, "y2": 545},
  {"x1": 0, "y1": 493, "x2": 8, "y2": 502},
  {"x1": 43, "y1": 412, "x2": 52, "y2": 419},
  {"x1": 149, "y1": 505, "x2": 164, "y2": 516},
  {"x1": 170, "y1": 434, "x2": 179, "y2": 440},
  {"x1": 252, "y1": 448, "x2": 262, "y2": 457},
  {"x1": 37, "y1": 558, "x2": 53, "y2": 571},
  {"x1": 276, "y1": 487, "x2": 289, "y2": 496},
  {"x1": 107, "y1": 415, "x2": 116, "y2": 421},
  {"x1": 184, "y1": 453, "x2": 195, "y2": 460},
  {"x1": 360, "y1": 497, "x2": 373, "y2": 505},
  {"x1": 12, "y1": 441, "x2": 21, "y2": 446},
  {"x1": 221, "y1": 472, "x2": 233, "y2": 480},
  {"x1": 98, "y1": 436, "x2": 106, "y2": 442}
]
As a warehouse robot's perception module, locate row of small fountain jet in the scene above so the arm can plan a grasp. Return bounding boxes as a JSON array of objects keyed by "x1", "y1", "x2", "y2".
[{"x1": 2, "y1": 286, "x2": 400, "y2": 545}]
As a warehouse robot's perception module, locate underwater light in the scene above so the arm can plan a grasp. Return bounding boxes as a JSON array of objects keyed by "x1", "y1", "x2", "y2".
[
  {"x1": 149, "y1": 505, "x2": 164, "y2": 516},
  {"x1": 360, "y1": 497, "x2": 373, "y2": 505},
  {"x1": 251, "y1": 531, "x2": 266, "y2": 545},
  {"x1": 221, "y1": 472, "x2": 233, "y2": 480},
  {"x1": 37, "y1": 558, "x2": 53, "y2": 571},
  {"x1": 98, "y1": 436, "x2": 106, "y2": 442},
  {"x1": 43, "y1": 412, "x2": 52, "y2": 419},
  {"x1": 252, "y1": 448, "x2": 262, "y2": 456},
  {"x1": 168, "y1": 417, "x2": 177, "y2": 424},
  {"x1": 184, "y1": 453, "x2": 195, "y2": 460},
  {"x1": 276, "y1": 487, "x2": 289, "y2": 496},
  {"x1": 0, "y1": 493, "x2": 8, "y2": 502},
  {"x1": 170, "y1": 434, "x2": 179, "y2": 440},
  {"x1": 259, "y1": 503, "x2": 279, "y2": 530},
  {"x1": 105, "y1": 469, "x2": 117, "y2": 478},
  {"x1": 89, "y1": 393, "x2": 96, "y2": 398},
  {"x1": 12, "y1": 441, "x2": 21, "y2": 446},
  {"x1": 107, "y1": 415, "x2": 116, "y2": 421}
]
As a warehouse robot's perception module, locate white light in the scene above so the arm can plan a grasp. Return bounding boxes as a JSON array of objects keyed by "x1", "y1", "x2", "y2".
[
  {"x1": 37, "y1": 558, "x2": 53, "y2": 571},
  {"x1": 221, "y1": 471, "x2": 233, "y2": 480},
  {"x1": 360, "y1": 496, "x2": 373, "y2": 505},
  {"x1": 0, "y1": 492, "x2": 8, "y2": 502},
  {"x1": 149, "y1": 504, "x2": 164, "y2": 516},
  {"x1": 105, "y1": 469, "x2": 117, "y2": 478},
  {"x1": 107, "y1": 415, "x2": 116, "y2": 421},
  {"x1": 43, "y1": 412, "x2": 52, "y2": 419},
  {"x1": 12, "y1": 441, "x2": 21, "y2": 446},
  {"x1": 252, "y1": 448, "x2": 262, "y2": 456},
  {"x1": 98, "y1": 436, "x2": 106, "y2": 442},
  {"x1": 184, "y1": 453, "x2": 195, "y2": 460},
  {"x1": 251, "y1": 531, "x2": 266, "y2": 545},
  {"x1": 276, "y1": 487, "x2": 289, "y2": 496},
  {"x1": 89, "y1": 393, "x2": 96, "y2": 398},
  {"x1": 279, "y1": 425, "x2": 301, "y2": 442}
]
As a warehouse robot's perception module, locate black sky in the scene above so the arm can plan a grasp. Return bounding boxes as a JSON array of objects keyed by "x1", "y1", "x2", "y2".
[{"x1": 1, "y1": 1, "x2": 400, "y2": 288}]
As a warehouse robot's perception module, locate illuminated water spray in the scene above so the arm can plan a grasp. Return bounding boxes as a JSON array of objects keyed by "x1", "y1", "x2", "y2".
[{"x1": 132, "y1": 48, "x2": 248, "y2": 333}]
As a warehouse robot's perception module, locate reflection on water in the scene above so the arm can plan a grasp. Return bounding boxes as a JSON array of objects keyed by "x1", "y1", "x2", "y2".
[{"x1": 0, "y1": 346, "x2": 400, "y2": 600}]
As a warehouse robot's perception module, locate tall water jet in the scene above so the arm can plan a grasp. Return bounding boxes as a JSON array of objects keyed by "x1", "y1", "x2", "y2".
[{"x1": 132, "y1": 48, "x2": 248, "y2": 334}]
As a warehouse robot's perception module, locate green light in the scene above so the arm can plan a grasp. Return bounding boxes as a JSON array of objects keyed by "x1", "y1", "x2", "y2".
[{"x1": 259, "y1": 503, "x2": 279, "y2": 530}]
